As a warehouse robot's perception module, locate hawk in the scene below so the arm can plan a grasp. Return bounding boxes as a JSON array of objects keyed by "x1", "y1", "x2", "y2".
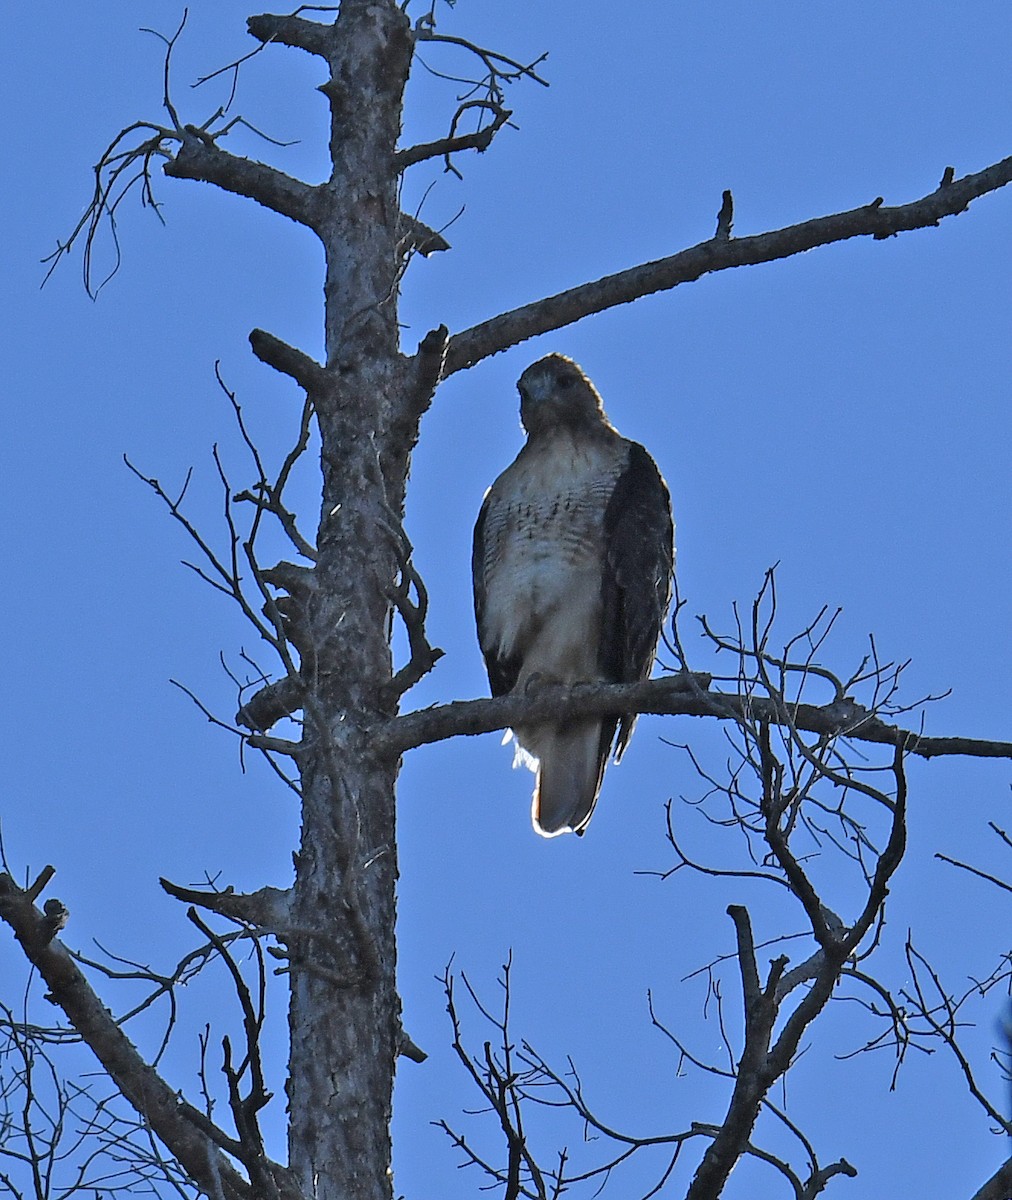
[{"x1": 472, "y1": 353, "x2": 674, "y2": 837}]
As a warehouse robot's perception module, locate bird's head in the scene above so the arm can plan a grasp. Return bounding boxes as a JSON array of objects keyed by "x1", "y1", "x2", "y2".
[{"x1": 517, "y1": 354, "x2": 607, "y2": 436}]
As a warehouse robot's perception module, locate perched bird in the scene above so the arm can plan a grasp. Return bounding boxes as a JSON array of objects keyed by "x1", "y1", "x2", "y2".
[{"x1": 472, "y1": 354, "x2": 674, "y2": 837}]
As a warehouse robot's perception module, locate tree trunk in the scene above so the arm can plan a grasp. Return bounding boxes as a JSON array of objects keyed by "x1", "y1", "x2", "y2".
[{"x1": 285, "y1": 5, "x2": 415, "y2": 1199}]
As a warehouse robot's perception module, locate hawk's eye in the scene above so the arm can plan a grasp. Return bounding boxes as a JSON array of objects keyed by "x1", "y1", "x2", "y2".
[{"x1": 556, "y1": 372, "x2": 575, "y2": 390}]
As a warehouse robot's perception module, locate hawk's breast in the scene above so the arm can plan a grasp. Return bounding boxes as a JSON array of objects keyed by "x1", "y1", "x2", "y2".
[{"x1": 477, "y1": 433, "x2": 628, "y2": 682}]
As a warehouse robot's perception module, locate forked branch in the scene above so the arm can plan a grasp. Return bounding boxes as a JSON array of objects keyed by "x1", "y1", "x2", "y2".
[
  {"x1": 0, "y1": 998, "x2": 197, "y2": 1200},
  {"x1": 395, "y1": 102, "x2": 513, "y2": 174},
  {"x1": 43, "y1": 11, "x2": 320, "y2": 295},
  {"x1": 404, "y1": 17, "x2": 546, "y2": 178},
  {"x1": 0, "y1": 872, "x2": 262, "y2": 1200},
  {"x1": 442, "y1": 950, "x2": 859, "y2": 1200}
]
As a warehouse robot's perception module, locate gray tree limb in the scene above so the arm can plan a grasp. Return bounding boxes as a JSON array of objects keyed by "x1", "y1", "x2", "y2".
[
  {"x1": 377, "y1": 673, "x2": 1012, "y2": 763},
  {"x1": 247, "y1": 13, "x2": 337, "y2": 57},
  {"x1": 443, "y1": 155, "x2": 1012, "y2": 375},
  {"x1": 249, "y1": 329, "x2": 327, "y2": 393},
  {"x1": 395, "y1": 107, "x2": 513, "y2": 171},
  {"x1": 160, "y1": 878, "x2": 294, "y2": 931},
  {"x1": 165, "y1": 131, "x2": 323, "y2": 229}
]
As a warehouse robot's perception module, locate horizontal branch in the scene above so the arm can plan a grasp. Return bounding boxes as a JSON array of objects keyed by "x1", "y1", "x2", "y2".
[
  {"x1": 395, "y1": 107, "x2": 512, "y2": 170},
  {"x1": 236, "y1": 674, "x2": 306, "y2": 732},
  {"x1": 165, "y1": 130, "x2": 322, "y2": 228},
  {"x1": 376, "y1": 673, "x2": 1012, "y2": 762},
  {"x1": 160, "y1": 878, "x2": 294, "y2": 931},
  {"x1": 398, "y1": 213, "x2": 451, "y2": 256},
  {"x1": 0, "y1": 872, "x2": 270, "y2": 1200},
  {"x1": 247, "y1": 13, "x2": 337, "y2": 58},
  {"x1": 442, "y1": 155, "x2": 1012, "y2": 374},
  {"x1": 249, "y1": 328, "x2": 327, "y2": 392}
]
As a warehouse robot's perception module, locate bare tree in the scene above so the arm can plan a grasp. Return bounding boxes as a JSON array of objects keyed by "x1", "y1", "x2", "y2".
[{"x1": 3, "y1": 7, "x2": 1011, "y2": 1200}]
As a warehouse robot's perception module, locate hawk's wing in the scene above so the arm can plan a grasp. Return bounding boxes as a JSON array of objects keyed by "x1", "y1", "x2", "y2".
[
  {"x1": 599, "y1": 441, "x2": 674, "y2": 759},
  {"x1": 472, "y1": 491, "x2": 522, "y2": 697}
]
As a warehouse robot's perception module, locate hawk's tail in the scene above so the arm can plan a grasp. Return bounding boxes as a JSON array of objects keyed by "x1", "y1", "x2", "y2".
[{"x1": 527, "y1": 718, "x2": 616, "y2": 837}]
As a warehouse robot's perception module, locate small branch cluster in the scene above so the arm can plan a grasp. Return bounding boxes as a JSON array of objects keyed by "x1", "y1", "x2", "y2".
[
  {"x1": 0, "y1": 995, "x2": 194, "y2": 1200},
  {"x1": 126, "y1": 362, "x2": 318, "y2": 771},
  {"x1": 43, "y1": 10, "x2": 316, "y2": 296},
  {"x1": 843, "y1": 825, "x2": 1012, "y2": 1144},
  {"x1": 399, "y1": 13, "x2": 548, "y2": 177},
  {"x1": 897, "y1": 941, "x2": 1012, "y2": 1134},
  {"x1": 438, "y1": 956, "x2": 565, "y2": 1200},
  {"x1": 0, "y1": 860, "x2": 313, "y2": 1200},
  {"x1": 183, "y1": 909, "x2": 292, "y2": 1200},
  {"x1": 662, "y1": 569, "x2": 917, "y2": 892},
  {"x1": 384, "y1": 528, "x2": 444, "y2": 703},
  {"x1": 439, "y1": 953, "x2": 858, "y2": 1200},
  {"x1": 123, "y1": 350, "x2": 404, "y2": 991},
  {"x1": 0, "y1": 870, "x2": 262, "y2": 1200},
  {"x1": 73, "y1": 923, "x2": 251, "y2": 1069},
  {"x1": 437, "y1": 569, "x2": 1004, "y2": 1198},
  {"x1": 231, "y1": 380, "x2": 317, "y2": 565}
]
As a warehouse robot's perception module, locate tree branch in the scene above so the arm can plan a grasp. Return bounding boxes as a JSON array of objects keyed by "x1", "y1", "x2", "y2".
[
  {"x1": 395, "y1": 105, "x2": 512, "y2": 171},
  {"x1": 377, "y1": 673, "x2": 1012, "y2": 762},
  {"x1": 249, "y1": 329, "x2": 327, "y2": 393},
  {"x1": 237, "y1": 675, "x2": 306, "y2": 732},
  {"x1": 0, "y1": 872, "x2": 264, "y2": 1200},
  {"x1": 247, "y1": 13, "x2": 337, "y2": 58},
  {"x1": 727, "y1": 905, "x2": 762, "y2": 1013},
  {"x1": 160, "y1": 879, "x2": 294, "y2": 932},
  {"x1": 398, "y1": 213, "x2": 451, "y2": 257},
  {"x1": 165, "y1": 131, "x2": 322, "y2": 228},
  {"x1": 686, "y1": 906, "x2": 785, "y2": 1200},
  {"x1": 442, "y1": 155, "x2": 1012, "y2": 374}
]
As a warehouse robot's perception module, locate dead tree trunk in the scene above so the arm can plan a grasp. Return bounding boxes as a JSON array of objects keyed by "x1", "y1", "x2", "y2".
[
  {"x1": 165, "y1": 5, "x2": 440, "y2": 1197},
  {"x1": 262, "y1": 7, "x2": 420, "y2": 1199}
]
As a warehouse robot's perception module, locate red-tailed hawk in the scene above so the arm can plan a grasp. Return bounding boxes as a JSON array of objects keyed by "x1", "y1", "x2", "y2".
[{"x1": 472, "y1": 354, "x2": 674, "y2": 837}]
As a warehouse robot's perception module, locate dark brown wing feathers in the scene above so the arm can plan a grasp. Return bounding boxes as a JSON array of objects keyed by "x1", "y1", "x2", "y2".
[{"x1": 600, "y1": 441, "x2": 674, "y2": 758}]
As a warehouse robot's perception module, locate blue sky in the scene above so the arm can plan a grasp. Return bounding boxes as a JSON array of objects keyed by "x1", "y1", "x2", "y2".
[{"x1": 3, "y1": 3, "x2": 1011, "y2": 1197}]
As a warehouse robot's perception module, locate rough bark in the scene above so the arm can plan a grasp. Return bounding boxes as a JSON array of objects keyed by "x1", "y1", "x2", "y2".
[{"x1": 278, "y1": 8, "x2": 418, "y2": 1200}]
